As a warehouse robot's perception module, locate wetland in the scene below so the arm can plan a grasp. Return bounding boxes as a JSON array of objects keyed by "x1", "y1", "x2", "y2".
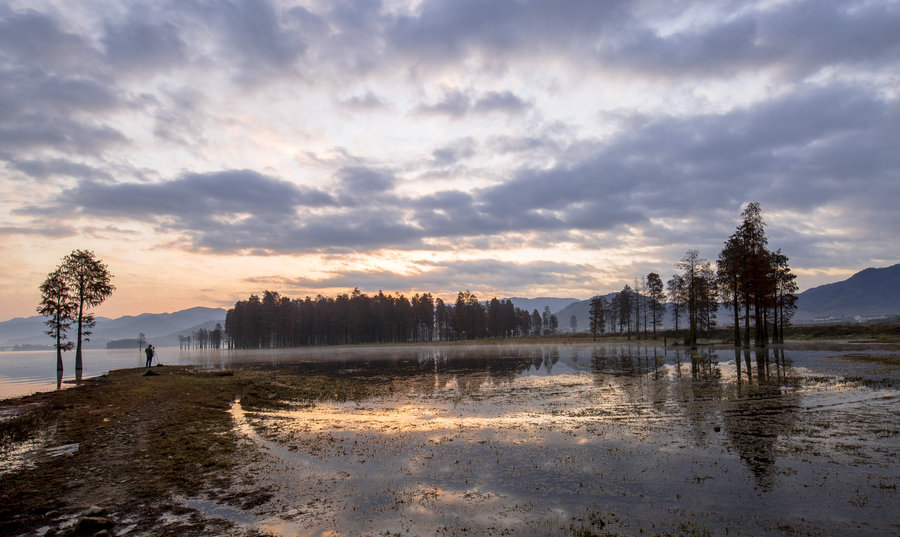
[{"x1": 1, "y1": 342, "x2": 898, "y2": 536}]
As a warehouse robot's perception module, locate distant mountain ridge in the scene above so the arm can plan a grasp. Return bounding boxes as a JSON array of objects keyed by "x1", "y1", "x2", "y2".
[
  {"x1": 794, "y1": 264, "x2": 900, "y2": 320},
  {"x1": 0, "y1": 307, "x2": 227, "y2": 350},
  {"x1": 507, "y1": 297, "x2": 579, "y2": 315}
]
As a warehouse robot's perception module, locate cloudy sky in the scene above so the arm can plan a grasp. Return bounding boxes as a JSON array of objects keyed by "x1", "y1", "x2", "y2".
[{"x1": 2, "y1": 0, "x2": 898, "y2": 321}]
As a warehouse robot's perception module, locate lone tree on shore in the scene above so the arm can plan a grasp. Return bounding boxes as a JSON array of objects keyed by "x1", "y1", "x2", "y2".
[
  {"x1": 51, "y1": 250, "x2": 115, "y2": 371},
  {"x1": 37, "y1": 268, "x2": 76, "y2": 371}
]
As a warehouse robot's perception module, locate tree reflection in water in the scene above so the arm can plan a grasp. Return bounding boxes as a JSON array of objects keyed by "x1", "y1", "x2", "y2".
[{"x1": 225, "y1": 342, "x2": 897, "y2": 537}]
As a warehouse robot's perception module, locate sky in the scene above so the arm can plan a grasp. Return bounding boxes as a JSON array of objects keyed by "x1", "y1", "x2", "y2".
[{"x1": 1, "y1": 0, "x2": 899, "y2": 321}]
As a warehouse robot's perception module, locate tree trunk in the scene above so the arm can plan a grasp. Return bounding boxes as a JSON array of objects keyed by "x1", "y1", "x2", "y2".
[
  {"x1": 75, "y1": 300, "x2": 84, "y2": 371},
  {"x1": 732, "y1": 292, "x2": 740, "y2": 347},
  {"x1": 55, "y1": 321, "x2": 63, "y2": 371},
  {"x1": 743, "y1": 300, "x2": 751, "y2": 348}
]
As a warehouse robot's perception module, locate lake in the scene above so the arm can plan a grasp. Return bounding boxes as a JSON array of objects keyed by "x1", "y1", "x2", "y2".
[{"x1": 2, "y1": 341, "x2": 898, "y2": 535}]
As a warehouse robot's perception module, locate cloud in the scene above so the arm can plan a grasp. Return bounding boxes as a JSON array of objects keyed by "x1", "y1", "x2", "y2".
[
  {"x1": 336, "y1": 90, "x2": 388, "y2": 111},
  {"x1": 5, "y1": 157, "x2": 113, "y2": 182},
  {"x1": 431, "y1": 138, "x2": 477, "y2": 167},
  {"x1": 74, "y1": 169, "x2": 333, "y2": 216},
  {"x1": 599, "y1": 0, "x2": 900, "y2": 80},
  {"x1": 1, "y1": 0, "x2": 899, "y2": 316},
  {"x1": 413, "y1": 88, "x2": 472, "y2": 118},
  {"x1": 102, "y1": 16, "x2": 187, "y2": 74},
  {"x1": 473, "y1": 91, "x2": 530, "y2": 114},
  {"x1": 334, "y1": 166, "x2": 397, "y2": 205},
  {"x1": 281, "y1": 258, "x2": 599, "y2": 297},
  {"x1": 387, "y1": 0, "x2": 629, "y2": 69},
  {"x1": 0, "y1": 7, "x2": 96, "y2": 70},
  {"x1": 0, "y1": 9, "x2": 129, "y2": 160},
  {"x1": 183, "y1": 0, "x2": 309, "y2": 85},
  {"x1": 414, "y1": 88, "x2": 531, "y2": 118}
]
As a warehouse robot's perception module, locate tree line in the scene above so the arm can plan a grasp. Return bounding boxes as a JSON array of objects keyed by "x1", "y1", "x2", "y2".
[
  {"x1": 587, "y1": 202, "x2": 797, "y2": 348},
  {"x1": 225, "y1": 289, "x2": 561, "y2": 349}
]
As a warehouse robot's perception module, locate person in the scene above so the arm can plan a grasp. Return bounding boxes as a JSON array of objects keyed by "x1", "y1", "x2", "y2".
[{"x1": 145, "y1": 344, "x2": 155, "y2": 367}]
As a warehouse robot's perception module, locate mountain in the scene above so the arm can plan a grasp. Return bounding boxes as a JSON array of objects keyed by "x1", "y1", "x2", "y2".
[
  {"x1": 0, "y1": 307, "x2": 227, "y2": 350},
  {"x1": 795, "y1": 264, "x2": 900, "y2": 320},
  {"x1": 508, "y1": 297, "x2": 580, "y2": 315}
]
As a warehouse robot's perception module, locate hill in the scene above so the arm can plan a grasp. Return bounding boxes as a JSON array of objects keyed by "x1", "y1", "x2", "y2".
[
  {"x1": 795, "y1": 264, "x2": 900, "y2": 321},
  {"x1": 0, "y1": 307, "x2": 227, "y2": 350},
  {"x1": 507, "y1": 297, "x2": 579, "y2": 315}
]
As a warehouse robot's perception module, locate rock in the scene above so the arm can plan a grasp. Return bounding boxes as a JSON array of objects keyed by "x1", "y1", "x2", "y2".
[
  {"x1": 84, "y1": 506, "x2": 106, "y2": 517},
  {"x1": 74, "y1": 516, "x2": 113, "y2": 535},
  {"x1": 91, "y1": 530, "x2": 111, "y2": 537}
]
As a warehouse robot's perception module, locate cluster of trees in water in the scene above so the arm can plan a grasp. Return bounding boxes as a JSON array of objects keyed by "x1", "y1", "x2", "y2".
[
  {"x1": 177, "y1": 324, "x2": 225, "y2": 349},
  {"x1": 225, "y1": 203, "x2": 797, "y2": 350},
  {"x1": 225, "y1": 289, "x2": 562, "y2": 348},
  {"x1": 587, "y1": 202, "x2": 797, "y2": 348}
]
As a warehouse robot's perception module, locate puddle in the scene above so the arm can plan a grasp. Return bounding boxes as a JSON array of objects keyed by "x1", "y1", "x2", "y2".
[{"x1": 207, "y1": 343, "x2": 897, "y2": 536}]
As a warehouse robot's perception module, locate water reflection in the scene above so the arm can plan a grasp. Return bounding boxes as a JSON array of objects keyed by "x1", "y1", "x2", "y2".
[{"x1": 225, "y1": 342, "x2": 898, "y2": 536}]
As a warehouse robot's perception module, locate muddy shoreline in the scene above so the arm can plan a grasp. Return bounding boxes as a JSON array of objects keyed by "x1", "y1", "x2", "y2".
[{"x1": 1, "y1": 343, "x2": 898, "y2": 536}]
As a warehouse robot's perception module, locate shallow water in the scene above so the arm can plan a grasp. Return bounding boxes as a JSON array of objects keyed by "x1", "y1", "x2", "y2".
[
  {"x1": 0, "y1": 346, "x2": 232, "y2": 400},
  {"x1": 209, "y1": 343, "x2": 899, "y2": 536}
]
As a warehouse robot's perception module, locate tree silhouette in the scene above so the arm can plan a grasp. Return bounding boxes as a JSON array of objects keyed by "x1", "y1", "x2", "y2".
[
  {"x1": 37, "y1": 268, "x2": 75, "y2": 371},
  {"x1": 676, "y1": 250, "x2": 711, "y2": 349},
  {"x1": 58, "y1": 250, "x2": 115, "y2": 371},
  {"x1": 588, "y1": 295, "x2": 606, "y2": 340},
  {"x1": 646, "y1": 272, "x2": 665, "y2": 339}
]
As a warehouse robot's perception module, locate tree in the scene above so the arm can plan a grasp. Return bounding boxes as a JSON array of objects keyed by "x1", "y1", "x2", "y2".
[
  {"x1": 569, "y1": 314, "x2": 578, "y2": 333},
  {"x1": 138, "y1": 332, "x2": 147, "y2": 351},
  {"x1": 717, "y1": 234, "x2": 744, "y2": 346},
  {"x1": 59, "y1": 250, "x2": 115, "y2": 371},
  {"x1": 646, "y1": 272, "x2": 665, "y2": 339},
  {"x1": 548, "y1": 313, "x2": 559, "y2": 334},
  {"x1": 633, "y1": 278, "x2": 644, "y2": 339},
  {"x1": 531, "y1": 309, "x2": 542, "y2": 336},
  {"x1": 618, "y1": 285, "x2": 633, "y2": 338},
  {"x1": 37, "y1": 268, "x2": 75, "y2": 371},
  {"x1": 736, "y1": 202, "x2": 770, "y2": 347},
  {"x1": 676, "y1": 250, "x2": 710, "y2": 349},
  {"x1": 588, "y1": 295, "x2": 607, "y2": 341},
  {"x1": 771, "y1": 249, "x2": 798, "y2": 344},
  {"x1": 666, "y1": 274, "x2": 686, "y2": 341},
  {"x1": 211, "y1": 324, "x2": 224, "y2": 349},
  {"x1": 607, "y1": 293, "x2": 620, "y2": 334}
]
